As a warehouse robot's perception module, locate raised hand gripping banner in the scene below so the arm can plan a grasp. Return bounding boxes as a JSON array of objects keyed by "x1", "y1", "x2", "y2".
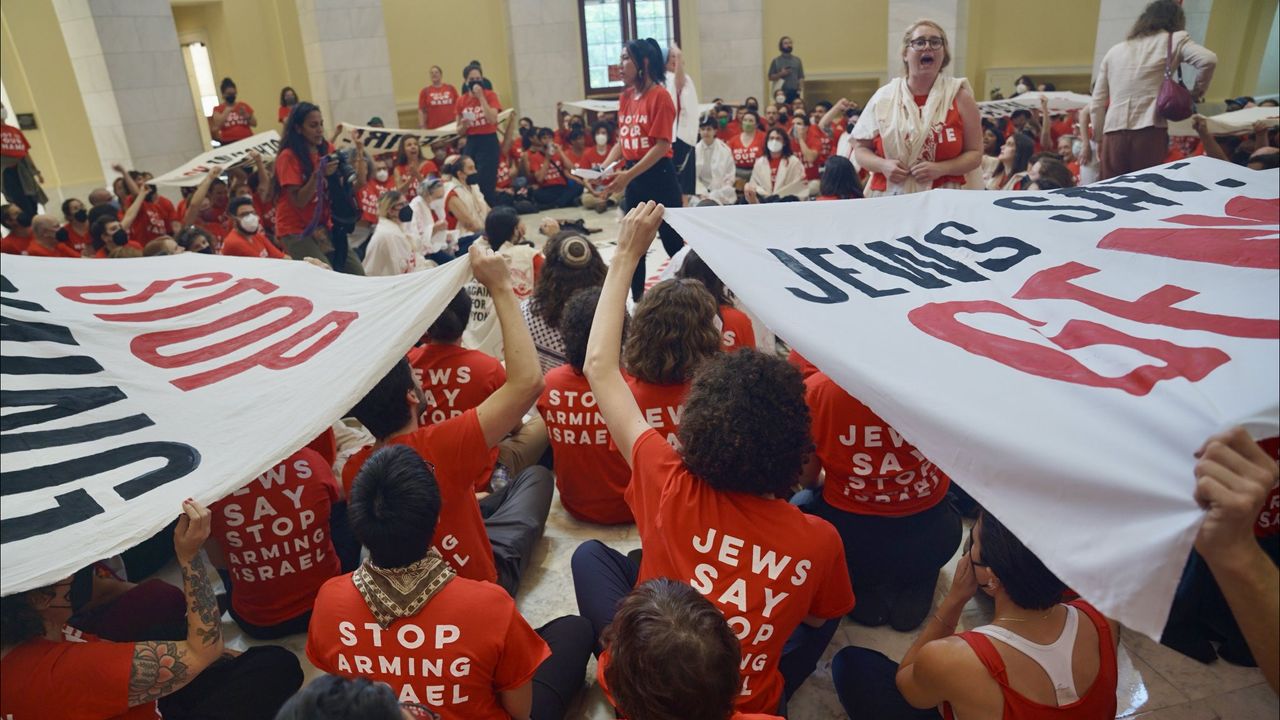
[
  {"x1": 1, "y1": 255, "x2": 471, "y2": 595},
  {"x1": 150, "y1": 131, "x2": 281, "y2": 187},
  {"x1": 663, "y1": 157, "x2": 1279, "y2": 638}
]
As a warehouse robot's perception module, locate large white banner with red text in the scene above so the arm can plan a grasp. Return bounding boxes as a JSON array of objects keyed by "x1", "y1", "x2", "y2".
[
  {"x1": 665, "y1": 157, "x2": 1279, "y2": 638},
  {"x1": 0, "y1": 255, "x2": 471, "y2": 594}
]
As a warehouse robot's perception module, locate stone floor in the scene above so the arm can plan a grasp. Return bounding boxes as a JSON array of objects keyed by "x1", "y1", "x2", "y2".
[{"x1": 164, "y1": 203, "x2": 1276, "y2": 719}]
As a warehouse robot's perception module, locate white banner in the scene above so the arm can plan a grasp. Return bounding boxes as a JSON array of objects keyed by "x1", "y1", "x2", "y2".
[
  {"x1": 1168, "y1": 106, "x2": 1280, "y2": 137},
  {"x1": 664, "y1": 157, "x2": 1279, "y2": 638},
  {"x1": 978, "y1": 91, "x2": 1091, "y2": 120},
  {"x1": 562, "y1": 98, "x2": 716, "y2": 117},
  {"x1": 0, "y1": 254, "x2": 472, "y2": 594},
  {"x1": 335, "y1": 110, "x2": 515, "y2": 154},
  {"x1": 151, "y1": 131, "x2": 281, "y2": 187}
]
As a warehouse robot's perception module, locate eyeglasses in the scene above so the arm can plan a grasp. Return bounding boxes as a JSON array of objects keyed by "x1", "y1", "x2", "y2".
[
  {"x1": 963, "y1": 533, "x2": 987, "y2": 567},
  {"x1": 908, "y1": 37, "x2": 945, "y2": 50}
]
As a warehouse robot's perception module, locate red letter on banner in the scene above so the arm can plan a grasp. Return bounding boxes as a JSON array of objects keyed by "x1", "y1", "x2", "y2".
[
  {"x1": 1015, "y1": 262, "x2": 1279, "y2": 339},
  {"x1": 908, "y1": 300, "x2": 1231, "y2": 396},
  {"x1": 1097, "y1": 197, "x2": 1279, "y2": 269},
  {"x1": 131, "y1": 296, "x2": 313, "y2": 369},
  {"x1": 58, "y1": 273, "x2": 232, "y2": 305}
]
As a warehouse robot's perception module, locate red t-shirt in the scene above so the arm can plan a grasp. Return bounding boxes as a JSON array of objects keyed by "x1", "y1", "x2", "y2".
[
  {"x1": 125, "y1": 198, "x2": 176, "y2": 245},
  {"x1": 359, "y1": 178, "x2": 396, "y2": 224},
  {"x1": 806, "y1": 372, "x2": 950, "y2": 517},
  {"x1": 1255, "y1": 437, "x2": 1280, "y2": 538},
  {"x1": 341, "y1": 410, "x2": 498, "y2": 584},
  {"x1": 274, "y1": 144, "x2": 333, "y2": 237},
  {"x1": 0, "y1": 629, "x2": 156, "y2": 720},
  {"x1": 1049, "y1": 116, "x2": 1075, "y2": 143},
  {"x1": 526, "y1": 151, "x2": 566, "y2": 187},
  {"x1": 0, "y1": 123, "x2": 30, "y2": 158},
  {"x1": 456, "y1": 89, "x2": 503, "y2": 136},
  {"x1": 729, "y1": 132, "x2": 765, "y2": 169},
  {"x1": 278, "y1": 105, "x2": 292, "y2": 123},
  {"x1": 0, "y1": 232, "x2": 31, "y2": 255},
  {"x1": 538, "y1": 366, "x2": 633, "y2": 524},
  {"x1": 617, "y1": 85, "x2": 675, "y2": 161},
  {"x1": 717, "y1": 120, "x2": 741, "y2": 142},
  {"x1": 787, "y1": 350, "x2": 819, "y2": 381},
  {"x1": 220, "y1": 227, "x2": 287, "y2": 258},
  {"x1": 61, "y1": 223, "x2": 90, "y2": 254},
  {"x1": 26, "y1": 241, "x2": 80, "y2": 258},
  {"x1": 407, "y1": 344, "x2": 506, "y2": 429},
  {"x1": 306, "y1": 574, "x2": 550, "y2": 718},
  {"x1": 578, "y1": 144, "x2": 611, "y2": 169},
  {"x1": 496, "y1": 157, "x2": 513, "y2": 190},
  {"x1": 720, "y1": 305, "x2": 755, "y2": 351},
  {"x1": 213, "y1": 102, "x2": 255, "y2": 143},
  {"x1": 626, "y1": 378, "x2": 689, "y2": 451},
  {"x1": 869, "y1": 96, "x2": 966, "y2": 191},
  {"x1": 625, "y1": 430, "x2": 855, "y2": 714},
  {"x1": 420, "y1": 84, "x2": 461, "y2": 129},
  {"x1": 397, "y1": 160, "x2": 441, "y2": 200},
  {"x1": 210, "y1": 447, "x2": 342, "y2": 625}
]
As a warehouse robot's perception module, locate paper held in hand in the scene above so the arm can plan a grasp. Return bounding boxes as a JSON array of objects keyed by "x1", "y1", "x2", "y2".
[{"x1": 571, "y1": 161, "x2": 620, "y2": 182}]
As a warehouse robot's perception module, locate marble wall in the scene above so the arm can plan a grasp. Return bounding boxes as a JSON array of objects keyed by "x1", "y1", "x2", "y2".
[
  {"x1": 53, "y1": 0, "x2": 203, "y2": 180},
  {"x1": 886, "y1": 0, "x2": 968, "y2": 84},
  {"x1": 506, "y1": 0, "x2": 584, "y2": 128},
  {"x1": 295, "y1": 0, "x2": 397, "y2": 131},
  {"x1": 697, "y1": 0, "x2": 764, "y2": 103}
]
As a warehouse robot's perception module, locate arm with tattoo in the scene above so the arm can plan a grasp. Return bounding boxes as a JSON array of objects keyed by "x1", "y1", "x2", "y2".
[{"x1": 127, "y1": 500, "x2": 224, "y2": 707}]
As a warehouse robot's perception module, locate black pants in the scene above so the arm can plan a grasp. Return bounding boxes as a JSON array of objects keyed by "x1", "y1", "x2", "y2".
[
  {"x1": 157, "y1": 645, "x2": 303, "y2": 720},
  {"x1": 485, "y1": 466, "x2": 555, "y2": 597},
  {"x1": 121, "y1": 519, "x2": 178, "y2": 580},
  {"x1": 671, "y1": 138, "x2": 695, "y2": 196},
  {"x1": 2, "y1": 167, "x2": 38, "y2": 217},
  {"x1": 531, "y1": 181, "x2": 584, "y2": 209},
  {"x1": 463, "y1": 132, "x2": 501, "y2": 206},
  {"x1": 831, "y1": 646, "x2": 936, "y2": 719},
  {"x1": 532, "y1": 615, "x2": 594, "y2": 719},
  {"x1": 328, "y1": 222, "x2": 353, "y2": 273},
  {"x1": 570, "y1": 540, "x2": 838, "y2": 708},
  {"x1": 623, "y1": 157, "x2": 685, "y2": 301}
]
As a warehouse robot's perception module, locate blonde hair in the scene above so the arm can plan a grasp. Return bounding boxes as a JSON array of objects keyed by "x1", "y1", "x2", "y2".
[
  {"x1": 376, "y1": 189, "x2": 403, "y2": 219},
  {"x1": 901, "y1": 20, "x2": 951, "y2": 75}
]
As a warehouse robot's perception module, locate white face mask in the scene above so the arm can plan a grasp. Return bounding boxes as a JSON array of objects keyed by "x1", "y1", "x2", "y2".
[
  {"x1": 374, "y1": 169, "x2": 389, "y2": 183},
  {"x1": 238, "y1": 213, "x2": 260, "y2": 234},
  {"x1": 1071, "y1": 140, "x2": 1083, "y2": 158},
  {"x1": 774, "y1": 95, "x2": 785, "y2": 105},
  {"x1": 767, "y1": 139, "x2": 784, "y2": 154},
  {"x1": 595, "y1": 133, "x2": 608, "y2": 146},
  {"x1": 1015, "y1": 83, "x2": 1029, "y2": 94}
]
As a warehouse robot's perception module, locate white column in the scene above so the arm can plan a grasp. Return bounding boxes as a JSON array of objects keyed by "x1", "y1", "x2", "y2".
[
  {"x1": 53, "y1": 0, "x2": 204, "y2": 180},
  {"x1": 697, "y1": 0, "x2": 763, "y2": 103},
  {"x1": 295, "y1": 0, "x2": 396, "y2": 131},
  {"x1": 507, "y1": 0, "x2": 583, "y2": 126},
  {"x1": 886, "y1": 0, "x2": 968, "y2": 84}
]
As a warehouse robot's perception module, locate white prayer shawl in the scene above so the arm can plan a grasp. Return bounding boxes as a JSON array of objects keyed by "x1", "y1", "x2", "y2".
[
  {"x1": 748, "y1": 155, "x2": 808, "y2": 200},
  {"x1": 693, "y1": 138, "x2": 737, "y2": 206},
  {"x1": 853, "y1": 75, "x2": 971, "y2": 194},
  {"x1": 363, "y1": 218, "x2": 426, "y2": 277},
  {"x1": 408, "y1": 195, "x2": 449, "y2": 254}
]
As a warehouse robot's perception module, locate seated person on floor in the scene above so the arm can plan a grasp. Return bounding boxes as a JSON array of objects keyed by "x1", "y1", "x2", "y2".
[
  {"x1": 571, "y1": 202, "x2": 854, "y2": 716},
  {"x1": 0, "y1": 501, "x2": 302, "y2": 720},
  {"x1": 539, "y1": 287, "x2": 634, "y2": 525},
  {"x1": 462, "y1": 207, "x2": 541, "y2": 359},
  {"x1": 306, "y1": 444, "x2": 593, "y2": 720},
  {"x1": 520, "y1": 232, "x2": 607, "y2": 373},
  {"x1": 275, "y1": 675, "x2": 441, "y2": 719},
  {"x1": 343, "y1": 244, "x2": 553, "y2": 598},
  {"x1": 831, "y1": 508, "x2": 1119, "y2": 720},
  {"x1": 675, "y1": 250, "x2": 755, "y2": 351}
]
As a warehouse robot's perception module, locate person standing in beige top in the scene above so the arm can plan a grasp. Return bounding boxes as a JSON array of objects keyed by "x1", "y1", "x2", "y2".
[{"x1": 1091, "y1": 0, "x2": 1217, "y2": 179}]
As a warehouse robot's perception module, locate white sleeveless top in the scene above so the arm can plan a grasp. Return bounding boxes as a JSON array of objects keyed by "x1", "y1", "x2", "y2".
[{"x1": 972, "y1": 604, "x2": 1082, "y2": 706}]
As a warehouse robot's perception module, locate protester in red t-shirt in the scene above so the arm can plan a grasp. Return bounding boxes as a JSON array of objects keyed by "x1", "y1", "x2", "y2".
[
  {"x1": 419, "y1": 65, "x2": 461, "y2": 130},
  {"x1": 409, "y1": 289, "x2": 507, "y2": 428},
  {"x1": 525, "y1": 127, "x2": 583, "y2": 209},
  {"x1": 342, "y1": 245, "x2": 552, "y2": 596},
  {"x1": 23, "y1": 215, "x2": 79, "y2": 258},
  {"x1": 623, "y1": 274, "x2": 721, "y2": 450},
  {"x1": 601, "y1": 579, "x2": 785, "y2": 720},
  {"x1": 797, "y1": 371, "x2": 961, "y2": 631},
  {"x1": 0, "y1": 501, "x2": 303, "y2": 719},
  {"x1": 0, "y1": 202, "x2": 35, "y2": 254},
  {"x1": 0, "y1": 103, "x2": 46, "y2": 217},
  {"x1": 220, "y1": 196, "x2": 287, "y2": 259},
  {"x1": 395, "y1": 136, "x2": 440, "y2": 200},
  {"x1": 537, "y1": 287, "x2": 634, "y2": 524},
  {"x1": 58, "y1": 197, "x2": 92, "y2": 253},
  {"x1": 786, "y1": 349, "x2": 819, "y2": 381},
  {"x1": 572, "y1": 203, "x2": 854, "y2": 716},
  {"x1": 675, "y1": 250, "x2": 755, "y2": 352},
  {"x1": 456, "y1": 64, "x2": 503, "y2": 203},
  {"x1": 178, "y1": 165, "x2": 232, "y2": 250},
  {"x1": 207, "y1": 447, "x2": 345, "y2": 638},
  {"x1": 306, "y1": 442, "x2": 592, "y2": 719},
  {"x1": 210, "y1": 77, "x2": 257, "y2": 143},
  {"x1": 111, "y1": 165, "x2": 177, "y2": 245},
  {"x1": 278, "y1": 86, "x2": 298, "y2": 125},
  {"x1": 86, "y1": 193, "x2": 147, "y2": 258},
  {"x1": 727, "y1": 110, "x2": 766, "y2": 179}
]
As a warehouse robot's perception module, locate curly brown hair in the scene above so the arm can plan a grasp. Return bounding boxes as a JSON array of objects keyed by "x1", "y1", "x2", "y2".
[
  {"x1": 602, "y1": 579, "x2": 740, "y2": 720},
  {"x1": 530, "y1": 232, "x2": 606, "y2": 329},
  {"x1": 1128, "y1": 0, "x2": 1184, "y2": 39},
  {"x1": 679, "y1": 350, "x2": 812, "y2": 496},
  {"x1": 623, "y1": 279, "x2": 720, "y2": 385}
]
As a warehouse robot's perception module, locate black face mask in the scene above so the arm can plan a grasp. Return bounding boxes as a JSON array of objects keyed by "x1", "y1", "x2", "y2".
[
  {"x1": 110, "y1": 228, "x2": 128, "y2": 246},
  {"x1": 15, "y1": 211, "x2": 33, "y2": 228},
  {"x1": 55, "y1": 227, "x2": 70, "y2": 243},
  {"x1": 225, "y1": 93, "x2": 237, "y2": 104},
  {"x1": 467, "y1": 79, "x2": 484, "y2": 92},
  {"x1": 465, "y1": 174, "x2": 480, "y2": 186},
  {"x1": 397, "y1": 206, "x2": 413, "y2": 222},
  {"x1": 145, "y1": 188, "x2": 157, "y2": 202},
  {"x1": 73, "y1": 208, "x2": 88, "y2": 223}
]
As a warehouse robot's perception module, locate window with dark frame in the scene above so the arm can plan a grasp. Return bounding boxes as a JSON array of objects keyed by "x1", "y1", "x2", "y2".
[{"x1": 578, "y1": 0, "x2": 680, "y2": 97}]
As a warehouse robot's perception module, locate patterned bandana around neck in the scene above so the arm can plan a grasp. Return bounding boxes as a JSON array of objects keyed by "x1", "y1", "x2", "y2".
[{"x1": 352, "y1": 549, "x2": 456, "y2": 629}]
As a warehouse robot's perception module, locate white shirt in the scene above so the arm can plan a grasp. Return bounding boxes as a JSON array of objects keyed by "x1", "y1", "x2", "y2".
[
  {"x1": 364, "y1": 217, "x2": 425, "y2": 276},
  {"x1": 665, "y1": 73, "x2": 699, "y2": 146},
  {"x1": 693, "y1": 138, "x2": 736, "y2": 206}
]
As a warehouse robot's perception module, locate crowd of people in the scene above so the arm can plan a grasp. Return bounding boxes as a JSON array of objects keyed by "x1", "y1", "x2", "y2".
[{"x1": 1, "y1": 1, "x2": 1278, "y2": 718}]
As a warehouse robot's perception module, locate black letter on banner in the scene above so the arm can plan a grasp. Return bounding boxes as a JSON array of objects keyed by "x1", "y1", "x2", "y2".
[
  {"x1": 922, "y1": 221, "x2": 1041, "y2": 273},
  {"x1": 1, "y1": 442, "x2": 201, "y2": 500},
  {"x1": 992, "y1": 195, "x2": 1114, "y2": 222},
  {"x1": 1, "y1": 315, "x2": 79, "y2": 345},
  {"x1": 1, "y1": 387, "x2": 154, "y2": 452},
  {"x1": 1, "y1": 489, "x2": 105, "y2": 543},
  {"x1": 1052, "y1": 185, "x2": 1180, "y2": 214},
  {"x1": 1, "y1": 275, "x2": 46, "y2": 312},
  {"x1": 1, "y1": 356, "x2": 105, "y2": 375},
  {"x1": 1099, "y1": 172, "x2": 1207, "y2": 193},
  {"x1": 797, "y1": 247, "x2": 907, "y2": 299},
  {"x1": 364, "y1": 130, "x2": 392, "y2": 150},
  {"x1": 768, "y1": 249, "x2": 850, "y2": 304},
  {"x1": 840, "y1": 238, "x2": 986, "y2": 290}
]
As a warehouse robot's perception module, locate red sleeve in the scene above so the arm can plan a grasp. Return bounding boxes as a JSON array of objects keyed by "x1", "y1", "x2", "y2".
[
  {"x1": 425, "y1": 409, "x2": 499, "y2": 493},
  {"x1": 263, "y1": 237, "x2": 287, "y2": 259},
  {"x1": 306, "y1": 427, "x2": 338, "y2": 467},
  {"x1": 624, "y1": 428, "x2": 677, "y2": 529},
  {"x1": 485, "y1": 90, "x2": 503, "y2": 112},
  {"x1": 219, "y1": 234, "x2": 250, "y2": 257},
  {"x1": 278, "y1": 106, "x2": 290, "y2": 123},
  {"x1": 533, "y1": 253, "x2": 544, "y2": 281},
  {"x1": 648, "y1": 92, "x2": 675, "y2": 144},
  {"x1": 275, "y1": 149, "x2": 304, "y2": 189},
  {"x1": 492, "y1": 594, "x2": 551, "y2": 691},
  {"x1": 243, "y1": 103, "x2": 255, "y2": 117},
  {"x1": 805, "y1": 520, "x2": 857, "y2": 619},
  {"x1": 419, "y1": 88, "x2": 430, "y2": 111},
  {"x1": 43, "y1": 639, "x2": 138, "y2": 717}
]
